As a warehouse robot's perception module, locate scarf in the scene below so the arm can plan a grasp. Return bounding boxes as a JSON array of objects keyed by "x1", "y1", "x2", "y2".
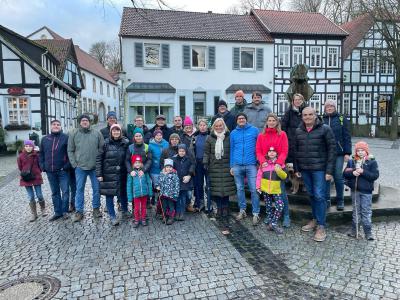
[{"x1": 214, "y1": 130, "x2": 225, "y2": 160}]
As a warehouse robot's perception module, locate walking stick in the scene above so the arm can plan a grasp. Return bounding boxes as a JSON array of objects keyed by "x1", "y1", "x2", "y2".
[
  {"x1": 158, "y1": 194, "x2": 167, "y2": 224},
  {"x1": 354, "y1": 175, "x2": 359, "y2": 240}
]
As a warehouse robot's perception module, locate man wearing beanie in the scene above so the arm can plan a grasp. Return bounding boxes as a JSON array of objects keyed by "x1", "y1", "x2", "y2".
[
  {"x1": 68, "y1": 114, "x2": 104, "y2": 222},
  {"x1": 211, "y1": 100, "x2": 236, "y2": 131},
  {"x1": 100, "y1": 111, "x2": 127, "y2": 140},
  {"x1": 244, "y1": 91, "x2": 272, "y2": 132},
  {"x1": 322, "y1": 99, "x2": 352, "y2": 211},
  {"x1": 230, "y1": 90, "x2": 248, "y2": 116}
]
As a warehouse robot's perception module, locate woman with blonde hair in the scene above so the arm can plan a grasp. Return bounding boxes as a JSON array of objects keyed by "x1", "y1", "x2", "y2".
[{"x1": 203, "y1": 118, "x2": 236, "y2": 218}]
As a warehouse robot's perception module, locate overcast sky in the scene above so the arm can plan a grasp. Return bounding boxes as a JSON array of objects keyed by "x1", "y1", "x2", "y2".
[{"x1": 0, "y1": 0, "x2": 238, "y2": 51}]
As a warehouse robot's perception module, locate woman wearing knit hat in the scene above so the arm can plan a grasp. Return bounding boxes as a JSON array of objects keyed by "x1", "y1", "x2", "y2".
[
  {"x1": 17, "y1": 140, "x2": 46, "y2": 222},
  {"x1": 343, "y1": 141, "x2": 379, "y2": 240},
  {"x1": 96, "y1": 124, "x2": 130, "y2": 225},
  {"x1": 323, "y1": 99, "x2": 352, "y2": 211}
]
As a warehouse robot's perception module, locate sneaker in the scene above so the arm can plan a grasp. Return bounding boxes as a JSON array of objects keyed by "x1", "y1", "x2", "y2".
[
  {"x1": 301, "y1": 219, "x2": 317, "y2": 232},
  {"x1": 252, "y1": 215, "x2": 260, "y2": 226},
  {"x1": 271, "y1": 225, "x2": 284, "y2": 235},
  {"x1": 236, "y1": 210, "x2": 247, "y2": 221},
  {"x1": 313, "y1": 225, "x2": 327, "y2": 242},
  {"x1": 282, "y1": 215, "x2": 291, "y2": 228},
  {"x1": 141, "y1": 220, "x2": 148, "y2": 226},
  {"x1": 62, "y1": 213, "x2": 70, "y2": 220},
  {"x1": 365, "y1": 233, "x2": 374, "y2": 241},
  {"x1": 132, "y1": 221, "x2": 139, "y2": 228},
  {"x1": 336, "y1": 202, "x2": 344, "y2": 211},
  {"x1": 111, "y1": 218, "x2": 120, "y2": 226},
  {"x1": 347, "y1": 231, "x2": 357, "y2": 238},
  {"x1": 92, "y1": 208, "x2": 103, "y2": 218},
  {"x1": 73, "y1": 212, "x2": 83, "y2": 223},
  {"x1": 49, "y1": 215, "x2": 62, "y2": 222}
]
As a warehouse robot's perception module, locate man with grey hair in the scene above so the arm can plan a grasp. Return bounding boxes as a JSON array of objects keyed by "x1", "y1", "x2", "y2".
[{"x1": 294, "y1": 107, "x2": 336, "y2": 242}]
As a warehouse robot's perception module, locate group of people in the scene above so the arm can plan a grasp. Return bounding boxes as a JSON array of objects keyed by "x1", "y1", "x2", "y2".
[{"x1": 17, "y1": 90, "x2": 379, "y2": 242}]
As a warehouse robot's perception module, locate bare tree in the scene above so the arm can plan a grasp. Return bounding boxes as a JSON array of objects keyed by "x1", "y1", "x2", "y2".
[
  {"x1": 106, "y1": 39, "x2": 121, "y2": 72},
  {"x1": 226, "y1": 0, "x2": 285, "y2": 14},
  {"x1": 290, "y1": 0, "x2": 321, "y2": 12},
  {"x1": 89, "y1": 41, "x2": 107, "y2": 67}
]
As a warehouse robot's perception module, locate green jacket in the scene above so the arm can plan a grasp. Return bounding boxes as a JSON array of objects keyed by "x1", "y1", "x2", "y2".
[{"x1": 68, "y1": 126, "x2": 104, "y2": 170}]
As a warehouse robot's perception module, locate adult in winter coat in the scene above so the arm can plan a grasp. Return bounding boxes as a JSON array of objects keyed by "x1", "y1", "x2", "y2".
[
  {"x1": 230, "y1": 90, "x2": 248, "y2": 116},
  {"x1": 230, "y1": 112, "x2": 260, "y2": 225},
  {"x1": 160, "y1": 133, "x2": 181, "y2": 169},
  {"x1": 170, "y1": 116, "x2": 184, "y2": 139},
  {"x1": 281, "y1": 93, "x2": 306, "y2": 164},
  {"x1": 146, "y1": 114, "x2": 172, "y2": 143},
  {"x1": 39, "y1": 119, "x2": 70, "y2": 221},
  {"x1": 100, "y1": 111, "x2": 127, "y2": 140},
  {"x1": 294, "y1": 107, "x2": 336, "y2": 242},
  {"x1": 203, "y1": 118, "x2": 236, "y2": 218},
  {"x1": 211, "y1": 100, "x2": 236, "y2": 132},
  {"x1": 68, "y1": 114, "x2": 104, "y2": 222},
  {"x1": 181, "y1": 116, "x2": 196, "y2": 156},
  {"x1": 243, "y1": 91, "x2": 272, "y2": 132},
  {"x1": 18, "y1": 140, "x2": 46, "y2": 222},
  {"x1": 125, "y1": 127, "x2": 152, "y2": 175},
  {"x1": 96, "y1": 124, "x2": 130, "y2": 225},
  {"x1": 126, "y1": 115, "x2": 150, "y2": 144},
  {"x1": 256, "y1": 113, "x2": 290, "y2": 227},
  {"x1": 323, "y1": 99, "x2": 352, "y2": 211}
]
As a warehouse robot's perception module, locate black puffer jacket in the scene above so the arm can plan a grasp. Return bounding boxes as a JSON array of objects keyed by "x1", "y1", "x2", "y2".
[
  {"x1": 172, "y1": 154, "x2": 195, "y2": 191},
  {"x1": 322, "y1": 111, "x2": 352, "y2": 156},
  {"x1": 203, "y1": 131, "x2": 236, "y2": 197},
  {"x1": 281, "y1": 105, "x2": 304, "y2": 164},
  {"x1": 294, "y1": 119, "x2": 336, "y2": 175},
  {"x1": 125, "y1": 143, "x2": 152, "y2": 173},
  {"x1": 96, "y1": 137, "x2": 129, "y2": 196}
]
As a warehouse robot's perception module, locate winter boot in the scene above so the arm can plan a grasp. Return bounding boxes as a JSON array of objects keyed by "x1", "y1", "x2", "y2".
[
  {"x1": 29, "y1": 201, "x2": 38, "y2": 222},
  {"x1": 38, "y1": 200, "x2": 48, "y2": 217}
]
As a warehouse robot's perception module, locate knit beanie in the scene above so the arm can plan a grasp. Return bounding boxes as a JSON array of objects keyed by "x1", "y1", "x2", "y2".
[
  {"x1": 183, "y1": 116, "x2": 193, "y2": 126},
  {"x1": 107, "y1": 111, "x2": 117, "y2": 119},
  {"x1": 24, "y1": 140, "x2": 34, "y2": 147},
  {"x1": 133, "y1": 127, "x2": 144, "y2": 137},
  {"x1": 235, "y1": 90, "x2": 244, "y2": 98},
  {"x1": 78, "y1": 114, "x2": 90, "y2": 123},
  {"x1": 131, "y1": 154, "x2": 143, "y2": 165},
  {"x1": 110, "y1": 123, "x2": 121, "y2": 132},
  {"x1": 164, "y1": 158, "x2": 173, "y2": 167},
  {"x1": 324, "y1": 99, "x2": 337, "y2": 109},
  {"x1": 153, "y1": 129, "x2": 163, "y2": 137},
  {"x1": 236, "y1": 112, "x2": 248, "y2": 122},
  {"x1": 218, "y1": 100, "x2": 228, "y2": 108},
  {"x1": 355, "y1": 141, "x2": 369, "y2": 155},
  {"x1": 178, "y1": 143, "x2": 187, "y2": 151},
  {"x1": 169, "y1": 133, "x2": 181, "y2": 142}
]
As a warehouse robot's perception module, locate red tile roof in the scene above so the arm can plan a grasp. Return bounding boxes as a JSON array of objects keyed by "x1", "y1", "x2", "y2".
[
  {"x1": 119, "y1": 7, "x2": 274, "y2": 43},
  {"x1": 252, "y1": 9, "x2": 348, "y2": 37},
  {"x1": 27, "y1": 26, "x2": 64, "y2": 40},
  {"x1": 341, "y1": 14, "x2": 374, "y2": 58},
  {"x1": 74, "y1": 46, "x2": 116, "y2": 85}
]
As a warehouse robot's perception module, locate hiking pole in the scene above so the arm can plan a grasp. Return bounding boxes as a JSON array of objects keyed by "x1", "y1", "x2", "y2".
[
  {"x1": 158, "y1": 194, "x2": 167, "y2": 224},
  {"x1": 354, "y1": 175, "x2": 359, "y2": 240}
]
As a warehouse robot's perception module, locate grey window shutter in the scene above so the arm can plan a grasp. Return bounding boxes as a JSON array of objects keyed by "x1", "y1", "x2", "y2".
[
  {"x1": 208, "y1": 46, "x2": 216, "y2": 69},
  {"x1": 135, "y1": 42, "x2": 143, "y2": 67},
  {"x1": 256, "y1": 48, "x2": 264, "y2": 71},
  {"x1": 162, "y1": 44, "x2": 170, "y2": 68},
  {"x1": 183, "y1": 45, "x2": 190, "y2": 69},
  {"x1": 233, "y1": 47, "x2": 240, "y2": 70}
]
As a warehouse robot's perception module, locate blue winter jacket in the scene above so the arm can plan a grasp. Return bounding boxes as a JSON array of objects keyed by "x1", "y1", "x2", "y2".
[
  {"x1": 323, "y1": 112, "x2": 352, "y2": 156},
  {"x1": 148, "y1": 138, "x2": 169, "y2": 175},
  {"x1": 126, "y1": 170, "x2": 153, "y2": 201},
  {"x1": 343, "y1": 156, "x2": 379, "y2": 194},
  {"x1": 230, "y1": 123, "x2": 259, "y2": 167},
  {"x1": 39, "y1": 131, "x2": 70, "y2": 172}
]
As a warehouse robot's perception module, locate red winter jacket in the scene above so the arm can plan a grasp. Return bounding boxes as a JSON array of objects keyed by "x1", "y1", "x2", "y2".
[
  {"x1": 256, "y1": 128, "x2": 288, "y2": 166},
  {"x1": 17, "y1": 150, "x2": 43, "y2": 187}
]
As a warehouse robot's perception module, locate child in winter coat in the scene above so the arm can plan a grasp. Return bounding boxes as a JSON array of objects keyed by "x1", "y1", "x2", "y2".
[
  {"x1": 17, "y1": 140, "x2": 46, "y2": 222},
  {"x1": 343, "y1": 141, "x2": 379, "y2": 240},
  {"x1": 256, "y1": 147, "x2": 287, "y2": 234},
  {"x1": 157, "y1": 158, "x2": 180, "y2": 225},
  {"x1": 173, "y1": 144, "x2": 195, "y2": 221},
  {"x1": 127, "y1": 155, "x2": 153, "y2": 227}
]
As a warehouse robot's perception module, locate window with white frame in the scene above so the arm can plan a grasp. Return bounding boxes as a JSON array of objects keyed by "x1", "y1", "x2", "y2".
[
  {"x1": 113, "y1": 87, "x2": 116, "y2": 99},
  {"x1": 358, "y1": 93, "x2": 371, "y2": 114},
  {"x1": 277, "y1": 94, "x2": 289, "y2": 114},
  {"x1": 191, "y1": 45, "x2": 207, "y2": 69},
  {"x1": 380, "y1": 59, "x2": 393, "y2": 74},
  {"x1": 240, "y1": 47, "x2": 255, "y2": 70},
  {"x1": 88, "y1": 98, "x2": 92, "y2": 113},
  {"x1": 325, "y1": 94, "x2": 337, "y2": 105},
  {"x1": 342, "y1": 93, "x2": 350, "y2": 116},
  {"x1": 83, "y1": 97, "x2": 88, "y2": 112},
  {"x1": 278, "y1": 45, "x2": 290, "y2": 67},
  {"x1": 292, "y1": 46, "x2": 304, "y2": 65},
  {"x1": 144, "y1": 43, "x2": 160, "y2": 67},
  {"x1": 7, "y1": 97, "x2": 29, "y2": 125},
  {"x1": 100, "y1": 81, "x2": 103, "y2": 95},
  {"x1": 361, "y1": 57, "x2": 374, "y2": 74},
  {"x1": 327, "y1": 47, "x2": 339, "y2": 68},
  {"x1": 309, "y1": 94, "x2": 321, "y2": 114},
  {"x1": 107, "y1": 84, "x2": 110, "y2": 97},
  {"x1": 309, "y1": 46, "x2": 322, "y2": 68},
  {"x1": 92, "y1": 78, "x2": 96, "y2": 93}
]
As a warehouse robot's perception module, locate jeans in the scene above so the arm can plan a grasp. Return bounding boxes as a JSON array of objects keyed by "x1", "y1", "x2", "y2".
[
  {"x1": 177, "y1": 190, "x2": 191, "y2": 214},
  {"x1": 301, "y1": 170, "x2": 327, "y2": 226},
  {"x1": 194, "y1": 159, "x2": 211, "y2": 210},
  {"x1": 75, "y1": 168, "x2": 100, "y2": 213},
  {"x1": 351, "y1": 192, "x2": 372, "y2": 234},
  {"x1": 233, "y1": 165, "x2": 259, "y2": 214},
  {"x1": 25, "y1": 185, "x2": 43, "y2": 202},
  {"x1": 47, "y1": 170, "x2": 70, "y2": 216},
  {"x1": 106, "y1": 194, "x2": 128, "y2": 219},
  {"x1": 325, "y1": 155, "x2": 345, "y2": 206},
  {"x1": 69, "y1": 168, "x2": 76, "y2": 207}
]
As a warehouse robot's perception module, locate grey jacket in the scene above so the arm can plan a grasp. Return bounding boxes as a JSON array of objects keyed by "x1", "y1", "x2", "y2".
[
  {"x1": 243, "y1": 103, "x2": 272, "y2": 132},
  {"x1": 68, "y1": 126, "x2": 104, "y2": 170}
]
